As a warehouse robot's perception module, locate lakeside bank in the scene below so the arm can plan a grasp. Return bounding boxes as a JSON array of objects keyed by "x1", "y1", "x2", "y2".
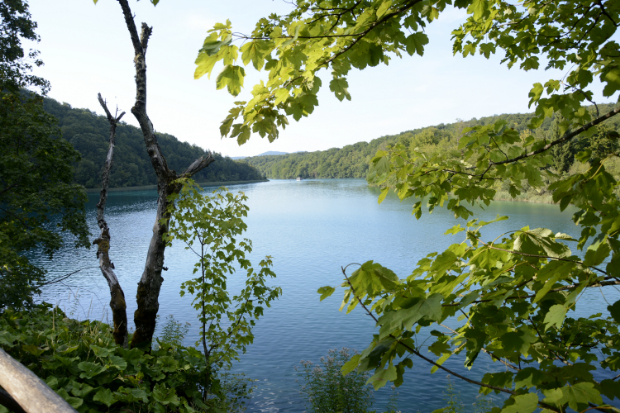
[{"x1": 85, "y1": 178, "x2": 269, "y2": 193}]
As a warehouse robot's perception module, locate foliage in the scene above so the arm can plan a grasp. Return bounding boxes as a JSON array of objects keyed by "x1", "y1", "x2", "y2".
[
  {"x1": 0, "y1": 0, "x2": 89, "y2": 311},
  {"x1": 0, "y1": 304, "x2": 214, "y2": 412},
  {"x1": 41, "y1": 97, "x2": 266, "y2": 189},
  {"x1": 0, "y1": 0, "x2": 48, "y2": 94},
  {"x1": 385, "y1": 385, "x2": 400, "y2": 413},
  {"x1": 153, "y1": 314, "x2": 254, "y2": 412},
  {"x1": 192, "y1": 0, "x2": 620, "y2": 411},
  {"x1": 296, "y1": 348, "x2": 374, "y2": 413},
  {"x1": 442, "y1": 376, "x2": 465, "y2": 413},
  {"x1": 154, "y1": 314, "x2": 191, "y2": 349},
  {"x1": 164, "y1": 180, "x2": 281, "y2": 398},
  {"x1": 242, "y1": 106, "x2": 620, "y2": 181}
]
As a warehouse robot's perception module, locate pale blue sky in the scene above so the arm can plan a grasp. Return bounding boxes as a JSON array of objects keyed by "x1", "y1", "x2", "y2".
[{"x1": 28, "y1": 0, "x2": 615, "y2": 157}]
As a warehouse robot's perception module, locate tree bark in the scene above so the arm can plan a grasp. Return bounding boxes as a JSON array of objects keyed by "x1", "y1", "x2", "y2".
[
  {"x1": 115, "y1": 0, "x2": 215, "y2": 349},
  {"x1": 0, "y1": 348, "x2": 76, "y2": 413},
  {"x1": 93, "y1": 93, "x2": 128, "y2": 348}
]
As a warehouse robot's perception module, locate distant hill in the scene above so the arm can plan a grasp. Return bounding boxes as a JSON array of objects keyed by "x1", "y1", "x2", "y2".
[
  {"x1": 243, "y1": 104, "x2": 620, "y2": 180},
  {"x1": 42, "y1": 98, "x2": 266, "y2": 188},
  {"x1": 257, "y1": 151, "x2": 289, "y2": 156},
  {"x1": 231, "y1": 150, "x2": 290, "y2": 160}
]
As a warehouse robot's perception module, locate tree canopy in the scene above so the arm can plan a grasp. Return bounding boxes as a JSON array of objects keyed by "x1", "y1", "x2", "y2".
[
  {"x1": 42, "y1": 97, "x2": 266, "y2": 189},
  {"x1": 0, "y1": 0, "x2": 89, "y2": 310},
  {"x1": 191, "y1": 0, "x2": 620, "y2": 411},
  {"x1": 243, "y1": 106, "x2": 620, "y2": 181}
]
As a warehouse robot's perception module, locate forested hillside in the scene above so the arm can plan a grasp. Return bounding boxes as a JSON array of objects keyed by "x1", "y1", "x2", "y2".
[
  {"x1": 244, "y1": 104, "x2": 620, "y2": 180},
  {"x1": 43, "y1": 98, "x2": 265, "y2": 188}
]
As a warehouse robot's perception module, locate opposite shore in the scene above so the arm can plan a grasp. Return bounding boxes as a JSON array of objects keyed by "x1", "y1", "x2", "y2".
[
  {"x1": 85, "y1": 178, "x2": 269, "y2": 193},
  {"x1": 87, "y1": 178, "x2": 558, "y2": 206}
]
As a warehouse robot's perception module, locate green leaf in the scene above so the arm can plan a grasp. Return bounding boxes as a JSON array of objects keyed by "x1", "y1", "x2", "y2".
[
  {"x1": 329, "y1": 78, "x2": 351, "y2": 102},
  {"x1": 501, "y1": 393, "x2": 538, "y2": 413},
  {"x1": 77, "y1": 361, "x2": 106, "y2": 379},
  {"x1": 194, "y1": 52, "x2": 219, "y2": 80},
  {"x1": 405, "y1": 32, "x2": 429, "y2": 56},
  {"x1": 378, "y1": 187, "x2": 389, "y2": 204},
  {"x1": 583, "y1": 240, "x2": 611, "y2": 267},
  {"x1": 608, "y1": 300, "x2": 620, "y2": 324},
  {"x1": 274, "y1": 88, "x2": 290, "y2": 105},
  {"x1": 378, "y1": 293, "x2": 443, "y2": 335},
  {"x1": 367, "y1": 363, "x2": 397, "y2": 390},
  {"x1": 216, "y1": 65, "x2": 245, "y2": 96},
  {"x1": 93, "y1": 388, "x2": 117, "y2": 408},
  {"x1": 240, "y1": 40, "x2": 272, "y2": 70},
  {"x1": 544, "y1": 304, "x2": 567, "y2": 331},
  {"x1": 376, "y1": 0, "x2": 392, "y2": 18},
  {"x1": 317, "y1": 286, "x2": 336, "y2": 301},
  {"x1": 108, "y1": 355, "x2": 127, "y2": 370},
  {"x1": 56, "y1": 388, "x2": 83, "y2": 410},
  {"x1": 562, "y1": 383, "x2": 603, "y2": 411},
  {"x1": 342, "y1": 354, "x2": 361, "y2": 375},
  {"x1": 153, "y1": 384, "x2": 180, "y2": 406}
]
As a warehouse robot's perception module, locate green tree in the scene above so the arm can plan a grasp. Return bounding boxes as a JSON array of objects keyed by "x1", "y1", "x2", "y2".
[
  {"x1": 550, "y1": 114, "x2": 574, "y2": 174},
  {"x1": 194, "y1": 0, "x2": 620, "y2": 411},
  {"x1": 164, "y1": 180, "x2": 281, "y2": 403},
  {"x1": 0, "y1": 0, "x2": 89, "y2": 310}
]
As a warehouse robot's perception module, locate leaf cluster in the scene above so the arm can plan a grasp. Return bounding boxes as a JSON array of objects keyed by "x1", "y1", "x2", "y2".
[
  {"x1": 320, "y1": 214, "x2": 620, "y2": 412},
  {"x1": 0, "y1": 304, "x2": 223, "y2": 412},
  {"x1": 165, "y1": 180, "x2": 282, "y2": 372},
  {"x1": 296, "y1": 348, "x2": 374, "y2": 413},
  {"x1": 0, "y1": 91, "x2": 89, "y2": 311}
]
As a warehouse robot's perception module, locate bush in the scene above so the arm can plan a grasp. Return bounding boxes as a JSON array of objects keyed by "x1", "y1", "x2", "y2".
[
  {"x1": 0, "y1": 304, "x2": 251, "y2": 412},
  {"x1": 296, "y1": 348, "x2": 373, "y2": 413}
]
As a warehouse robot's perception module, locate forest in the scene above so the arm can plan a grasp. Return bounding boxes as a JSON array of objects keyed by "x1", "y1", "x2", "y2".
[
  {"x1": 42, "y1": 97, "x2": 266, "y2": 189},
  {"x1": 244, "y1": 104, "x2": 620, "y2": 183}
]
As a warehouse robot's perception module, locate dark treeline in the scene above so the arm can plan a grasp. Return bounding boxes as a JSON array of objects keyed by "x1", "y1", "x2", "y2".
[
  {"x1": 244, "y1": 104, "x2": 620, "y2": 179},
  {"x1": 43, "y1": 98, "x2": 266, "y2": 188}
]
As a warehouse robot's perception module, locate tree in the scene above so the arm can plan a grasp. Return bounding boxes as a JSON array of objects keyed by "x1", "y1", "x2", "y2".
[
  {"x1": 0, "y1": 0, "x2": 89, "y2": 310},
  {"x1": 90, "y1": 0, "x2": 216, "y2": 349},
  {"x1": 550, "y1": 114, "x2": 574, "y2": 174},
  {"x1": 191, "y1": 0, "x2": 620, "y2": 411},
  {"x1": 164, "y1": 181, "x2": 281, "y2": 400}
]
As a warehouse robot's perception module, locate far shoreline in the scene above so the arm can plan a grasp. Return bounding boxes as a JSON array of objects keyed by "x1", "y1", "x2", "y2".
[{"x1": 85, "y1": 179, "x2": 269, "y2": 193}]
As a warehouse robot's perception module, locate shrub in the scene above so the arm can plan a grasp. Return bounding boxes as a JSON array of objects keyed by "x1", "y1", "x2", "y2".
[
  {"x1": 296, "y1": 348, "x2": 373, "y2": 413},
  {"x1": 0, "y1": 304, "x2": 250, "y2": 412}
]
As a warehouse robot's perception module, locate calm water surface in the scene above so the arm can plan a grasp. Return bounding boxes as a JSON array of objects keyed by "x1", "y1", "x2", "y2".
[{"x1": 34, "y1": 179, "x2": 617, "y2": 412}]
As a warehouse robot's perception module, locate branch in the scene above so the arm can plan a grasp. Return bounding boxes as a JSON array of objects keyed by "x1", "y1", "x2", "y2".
[
  {"x1": 478, "y1": 239, "x2": 608, "y2": 276},
  {"x1": 445, "y1": 279, "x2": 620, "y2": 307},
  {"x1": 492, "y1": 106, "x2": 620, "y2": 166},
  {"x1": 117, "y1": 0, "x2": 172, "y2": 182},
  {"x1": 95, "y1": 93, "x2": 128, "y2": 348},
  {"x1": 181, "y1": 152, "x2": 216, "y2": 179},
  {"x1": 440, "y1": 323, "x2": 520, "y2": 371},
  {"x1": 140, "y1": 23, "x2": 152, "y2": 55},
  {"x1": 338, "y1": 268, "x2": 565, "y2": 410},
  {"x1": 39, "y1": 267, "x2": 97, "y2": 286}
]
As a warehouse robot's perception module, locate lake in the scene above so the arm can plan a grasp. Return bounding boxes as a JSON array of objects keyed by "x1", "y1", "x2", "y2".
[{"x1": 33, "y1": 179, "x2": 617, "y2": 412}]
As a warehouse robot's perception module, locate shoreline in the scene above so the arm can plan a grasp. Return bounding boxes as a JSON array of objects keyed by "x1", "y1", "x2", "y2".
[{"x1": 85, "y1": 179, "x2": 269, "y2": 193}]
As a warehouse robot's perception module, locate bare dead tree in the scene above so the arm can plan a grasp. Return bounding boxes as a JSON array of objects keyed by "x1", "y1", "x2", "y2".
[
  {"x1": 93, "y1": 93, "x2": 128, "y2": 347},
  {"x1": 112, "y1": 0, "x2": 215, "y2": 349}
]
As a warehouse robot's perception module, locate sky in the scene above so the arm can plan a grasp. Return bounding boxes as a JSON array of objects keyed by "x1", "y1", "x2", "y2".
[{"x1": 27, "y1": 0, "x2": 616, "y2": 158}]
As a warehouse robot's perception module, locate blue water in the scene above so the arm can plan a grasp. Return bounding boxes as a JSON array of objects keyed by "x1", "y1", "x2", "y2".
[{"x1": 34, "y1": 179, "x2": 618, "y2": 412}]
